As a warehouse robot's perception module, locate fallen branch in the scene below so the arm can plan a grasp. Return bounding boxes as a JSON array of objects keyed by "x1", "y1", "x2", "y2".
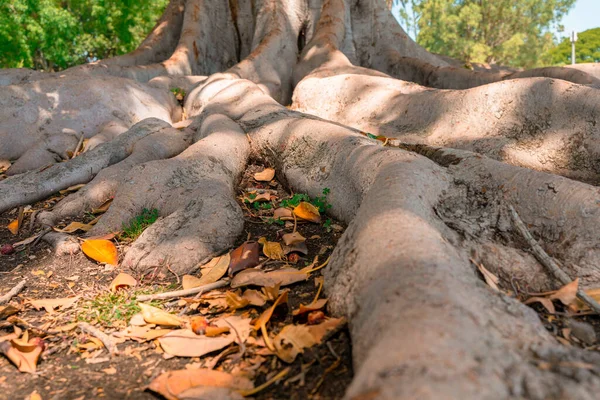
[
  {"x1": 78, "y1": 322, "x2": 119, "y2": 355},
  {"x1": 509, "y1": 205, "x2": 600, "y2": 314},
  {"x1": 0, "y1": 280, "x2": 26, "y2": 304},
  {"x1": 135, "y1": 279, "x2": 229, "y2": 302}
]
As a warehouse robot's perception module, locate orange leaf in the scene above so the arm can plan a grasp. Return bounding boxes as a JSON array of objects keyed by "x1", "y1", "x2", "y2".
[
  {"x1": 254, "y1": 168, "x2": 275, "y2": 182},
  {"x1": 81, "y1": 239, "x2": 118, "y2": 265},
  {"x1": 7, "y1": 220, "x2": 18, "y2": 235},
  {"x1": 550, "y1": 279, "x2": 578, "y2": 306},
  {"x1": 148, "y1": 369, "x2": 253, "y2": 400},
  {"x1": 109, "y1": 273, "x2": 137, "y2": 292},
  {"x1": 293, "y1": 202, "x2": 321, "y2": 223}
]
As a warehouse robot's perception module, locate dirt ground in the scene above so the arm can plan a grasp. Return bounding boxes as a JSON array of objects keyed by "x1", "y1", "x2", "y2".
[{"x1": 0, "y1": 164, "x2": 353, "y2": 400}]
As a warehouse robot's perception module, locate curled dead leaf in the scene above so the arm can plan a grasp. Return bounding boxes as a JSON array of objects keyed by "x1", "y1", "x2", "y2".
[
  {"x1": 293, "y1": 202, "x2": 321, "y2": 223},
  {"x1": 242, "y1": 289, "x2": 266, "y2": 307},
  {"x1": 524, "y1": 297, "x2": 556, "y2": 314},
  {"x1": 195, "y1": 254, "x2": 230, "y2": 286},
  {"x1": 254, "y1": 168, "x2": 275, "y2": 182},
  {"x1": 225, "y1": 291, "x2": 250, "y2": 310},
  {"x1": 258, "y1": 237, "x2": 284, "y2": 260},
  {"x1": 148, "y1": 368, "x2": 253, "y2": 400},
  {"x1": 81, "y1": 239, "x2": 118, "y2": 265},
  {"x1": 53, "y1": 222, "x2": 94, "y2": 233},
  {"x1": 0, "y1": 337, "x2": 45, "y2": 373},
  {"x1": 231, "y1": 267, "x2": 308, "y2": 289},
  {"x1": 282, "y1": 232, "x2": 306, "y2": 246},
  {"x1": 109, "y1": 273, "x2": 137, "y2": 292},
  {"x1": 550, "y1": 279, "x2": 578, "y2": 306},
  {"x1": 7, "y1": 219, "x2": 19, "y2": 235},
  {"x1": 228, "y1": 242, "x2": 260, "y2": 276},
  {"x1": 273, "y1": 208, "x2": 293, "y2": 220},
  {"x1": 292, "y1": 299, "x2": 328, "y2": 316},
  {"x1": 273, "y1": 318, "x2": 344, "y2": 363},
  {"x1": 138, "y1": 303, "x2": 182, "y2": 327}
]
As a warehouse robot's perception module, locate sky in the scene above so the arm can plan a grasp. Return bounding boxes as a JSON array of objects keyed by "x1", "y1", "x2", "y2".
[{"x1": 559, "y1": 0, "x2": 600, "y2": 39}]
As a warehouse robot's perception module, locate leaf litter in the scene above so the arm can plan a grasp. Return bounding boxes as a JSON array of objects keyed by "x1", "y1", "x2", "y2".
[{"x1": 0, "y1": 163, "x2": 352, "y2": 399}]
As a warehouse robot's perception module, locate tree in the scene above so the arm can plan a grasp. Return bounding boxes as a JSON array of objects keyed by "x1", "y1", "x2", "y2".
[
  {"x1": 390, "y1": 0, "x2": 575, "y2": 68},
  {"x1": 550, "y1": 27, "x2": 600, "y2": 65},
  {"x1": 0, "y1": 0, "x2": 168, "y2": 71},
  {"x1": 3, "y1": 0, "x2": 600, "y2": 398}
]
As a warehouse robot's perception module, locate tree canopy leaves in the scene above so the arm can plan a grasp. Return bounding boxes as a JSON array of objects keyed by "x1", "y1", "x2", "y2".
[
  {"x1": 549, "y1": 28, "x2": 600, "y2": 65},
  {"x1": 0, "y1": 0, "x2": 168, "y2": 71}
]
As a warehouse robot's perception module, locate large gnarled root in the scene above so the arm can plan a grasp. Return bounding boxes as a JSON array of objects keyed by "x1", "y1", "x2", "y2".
[
  {"x1": 0, "y1": 75, "x2": 177, "y2": 174},
  {"x1": 0, "y1": 118, "x2": 171, "y2": 214},
  {"x1": 187, "y1": 75, "x2": 600, "y2": 399},
  {"x1": 86, "y1": 114, "x2": 249, "y2": 274},
  {"x1": 37, "y1": 124, "x2": 191, "y2": 228}
]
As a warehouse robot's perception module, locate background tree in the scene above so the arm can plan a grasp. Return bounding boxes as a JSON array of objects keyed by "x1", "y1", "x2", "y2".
[
  {"x1": 549, "y1": 27, "x2": 600, "y2": 64},
  {"x1": 0, "y1": 0, "x2": 167, "y2": 71},
  {"x1": 389, "y1": 0, "x2": 575, "y2": 68}
]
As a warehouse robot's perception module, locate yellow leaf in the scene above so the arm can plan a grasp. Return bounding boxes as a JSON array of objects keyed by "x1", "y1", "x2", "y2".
[
  {"x1": 293, "y1": 202, "x2": 321, "y2": 223},
  {"x1": 254, "y1": 168, "x2": 275, "y2": 182},
  {"x1": 196, "y1": 254, "x2": 230, "y2": 286},
  {"x1": 138, "y1": 303, "x2": 182, "y2": 327},
  {"x1": 53, "y1": 222, "x2": 94, "y2": 233},
  {"x1": 81, "y1": 239, "x2": 118, "y2": 265},
  {"x1": 225, "y1": 291, "x2": 250, "y2": 310},
  {"x1": 182, "y1": 275, "x2": 203, "y2": 290},
  {"x1": 109, "y1": 273, "x2": 137, "y2": 292},
  {"x1": 258, "y1": 237, "x2": 284, "y2": 260},
  {"x1": 7, "y1": 220, "x2": 18, "y2": 235}
]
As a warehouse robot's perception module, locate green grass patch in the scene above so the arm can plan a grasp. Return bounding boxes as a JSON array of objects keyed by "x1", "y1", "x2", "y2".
[{"x1": 120, "y1": 208, "x2": 159, "y2": 240}]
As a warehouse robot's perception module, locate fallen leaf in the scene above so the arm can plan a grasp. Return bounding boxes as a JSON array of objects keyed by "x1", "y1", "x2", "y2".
[
  {"x1": 53, "y1": 222, "x2": 94, "y2": 233},
  {"x1": 7, "y1": 220, "x2": 18, "y2": 235},
  {"x1": 244, "y1": 192, "x2": 274, "y2": 203},
  {"x1": 273, "y1": 318, "x2": 344, "y2": 363},
  {"x1": 258, "y1": 237, "x2": 284, "y2": 260},
  {"x1": 292, "y1": 299, "x2": 328, "y2": 316},
  {"x1": 228, "y1": 242, "x2": 260, "y2": 275},
  {"x1": 191, "y1": 316, "x2": 209, "y2": 335},
  {"x1": 195, "y1": 254, "x2": 230, "y2": 286},
  {"x1": 293, "y1": 202, "x2": 321, "y2": 223},
  {"x1": 116, "y1": 326, "x2": 172, "y2": 341},
  {"x1": 231, "y1": 268, "x2": 308, "y2": 288},
  {"x1": 28, "y1": 390, "x2": 42, "y2": 400},
  {"x1": 283, "y1": 242, "x2": 308, "y2": 256},
  {"x1": 225, "y1": 291, "x2": 250, "y2": 310},
  {"x1": 0, "y1": 305, "x2": 20, "y2": 321},
  {"x1": 13, "y1": 235, "x2": 40, "y2": 248},
  {"x1": 177, "y1": 386, "x2": 244, "y2": 400},
  {"x1": 182, "y1": 275, "x2": 203, "y2": 290},
  {"x1": 28, "y1": 296, "x2": 80, "y2": 314},
  {"x1": 138, "y1": 303, "x2": 182, "y2": 327},
  {"x1": 282, "y1": 232, "x2": 306, "y2": 246},
  {"x1": 254, "y1": 168, "x2": 275, "y2": 182},
  {"x1": 524, "y1": 297, "x2": 556, "y2": 314},
  {"x1": 273, "y1": 208, "x2": 293, "y2": 220},
  {"x1": 242, "y1": 289, "x2": 266, "y2": 307},
  {"x1": 109, "y1": 273, "x2": 137, "y2": 292},
  {"x1": 0, "y1": 337, "x2": 45, "y2": 373},
  {"x1": 102, "y1": 366, "x2": 117, "y2": 375},
  {"x1": 254, "y1": 291, "x2": 288, "y2": 331},
  {"x1": 307, "y1": 311, "x2": 326, "y2": 325},
  {"x1": 550, "y1": 279, "x2": 578, "y2": 306},
  {"x1": 59, "y1": 184, "x2": 85, "y2": 195},
  {"x1": 213, "y1": 316, "x2": 251, "y2": 344},
  {"x1": 472, "y1": 259, "x2": 500, "y2": 291},
  {"x1": 261, "y1": 284, "x2": 281, "y2": 301},
  {"x1": 81, "y1": 239, "x2": 118, "y2": 265},
  {"x1": 48, "y1": 323, "x2": 78, "y2": 334},
  {"x1": 91, "y1": 199, "x2": 113, "y2": 214},
  {"x1": 148, "y1": 369, "x2": 253, "y2": 400},
  {"x1": 158, "y1": 330, "x2": 234, "y2": 357}
]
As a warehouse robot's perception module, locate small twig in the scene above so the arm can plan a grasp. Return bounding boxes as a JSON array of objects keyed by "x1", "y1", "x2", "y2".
[
  {"x1": 509, "y1": 205, "x2": 600, "y2": 314},
  {"x1": 205, "y1": 345, "x2": 238, "y2": 370},
  {"x1": 72, "y1": 133, "x2": 85, "y2": 158},
  {"x1": 238, "y1": 367, "x2": 290, "y2": 397},
  {"x1": 292, "y1": 212, "x2": 297, "y2": 233},
  {"x1": 177, "y1": 289, "x2": 205, "y2": 316},
  {"x1": 166, "y1": 264, "x2": 180, "y2": 284},
  {"x1": 136, "y1": 279, "x2": 229, "y2": 302},
  {"x1": 78, "y1": 322, "x2": 119, "y2": 355},
  {"x1": 223, "y1": 319, "x2": 246, "y2": 362},
  {"x1": 0, "y1": 280, "x2": 26, "y2": 304}
]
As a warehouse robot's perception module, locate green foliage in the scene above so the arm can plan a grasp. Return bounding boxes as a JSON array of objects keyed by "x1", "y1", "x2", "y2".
[
  {"x1": 121, "y1": 208, "x2": 159, "y2": 239},
  {"x1": 0, "y1": 0, "x2": 168, "y2": 70},
  {"x1": 280, "y1": 189, "x2": 332, "y2": 213},
  {"x1": 393, "y1": 0, "x2": 575, "y2": 69},
  {"x1": 78, "y1": 291, "x2": 140, "y2": 327},
  {"x1": 549, "y1": 28, "x2": 600, "y2": 65}
]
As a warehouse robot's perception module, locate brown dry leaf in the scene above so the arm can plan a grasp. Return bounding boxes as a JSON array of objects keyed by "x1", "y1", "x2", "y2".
[
  {"x1": 28, "y1": 296, "x2": 80, "y2": 314},
  {"x1": 242, "y1": 289, "x2": 266, "y2": 307},
  {"x1": 196, "y1": 254, "x2": 230, "y2": 286},
  {"x1": 246, "y1": 192, "x2": 274, "y2": 203},
  {"x1": 231, "y1": 268, "x2": 308, "y2": 289},
  {"x1": 138, "y1": 303, "x2": 182, "y2": 327},
  {"x1": 273, "y1": 208, "x2": 293, "y2": 220},
  {"x1": 7, "y1": 220, "x2": 18, "y2": 235},
  {"x1": 254, "y1": 168, "x2": 275, "y2": 182},
  {"x1": 262, "y1": 284, "x2": 281, "y2": 301},
  {"x1": 0, "y1": 337, "x2": 45, "y2": 373},
  {"x1": 53, "y1": 222, "x2": 94, "y2": 233},
  {"x1": 258, "y1": 237, "x2": 284, "y2": 260},
  {"x1": 282, "y1": 232, "x2": 306, "y2": 246},
  {"x1": 214, "y1": 316, "x2": 251, "y2": 344},
  {"x1": 283, "y1": 242, "x2": 308, "y2": 256},
  {"x1": 148, "y1": 368, "x2": 254, "y2": 400},
  {"x1": 109, "y1": 273, "x2": 137, "y2": 292},
  {"x1": 225, "y1": 291, "x2": 250, "y2": 310},
  {"x1": 91, "y1": 198, "x2": 113, "y2": 214},
  {"x1": 254, "y1": 291, "x2": 288, "y2": 331},
  {"x1": 102, "y1": 366, "x2": 117, "y2": 375},
  {"x1": 81, "y1": 239, "x2": 118, "y2": 265},
  {"x1": 13, "y1": 234, "x2": 40, "y2": 248},
  {"x1": 182, "y1": 275, "x2": 203, "y2": 290},
  {"x1": 116, "y1": 326, "x2": 172, "y2": 341},
  {"x1": 48, "y1": 323, "x2": 78, "y2": 334},
  {"x1": 472, "y1": 260, "x2": 500, "y2": 291},
  {"x1": 205, "y1": 326, "x2": 230, "y2": 337},
  {"x1": 550, "y1": 279, "x2": 578, "y2": 306},
  {"x1": 0, "y1": 305, "x2": 20, "y2": 320},
  {"x1": 158, "y1": 330, "x2": 234, "y2": 357},
  {"x1": 273, "y1": 317, "x2": 344, "y2": 363},
  {"x1": 293, "y1": 202, "x2": 321, "y2": 223},
  {"x1": 524, "y1": 297, "x2": 556, "y2": 314},
  {"x1": 228, "y1": 242, "x2": 260, "y2": 275},
  {"x1": 292, "y1": 299, "x2": 328, "y2": 316},
  {"x1": 59, "y1": 184, "x2": 85, "y2": 195}
]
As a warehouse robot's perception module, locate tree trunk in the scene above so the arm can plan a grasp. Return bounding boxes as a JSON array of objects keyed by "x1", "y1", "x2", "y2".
[{"x1": 3, "y1": 0, "x2": 600, "y2": 398}]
